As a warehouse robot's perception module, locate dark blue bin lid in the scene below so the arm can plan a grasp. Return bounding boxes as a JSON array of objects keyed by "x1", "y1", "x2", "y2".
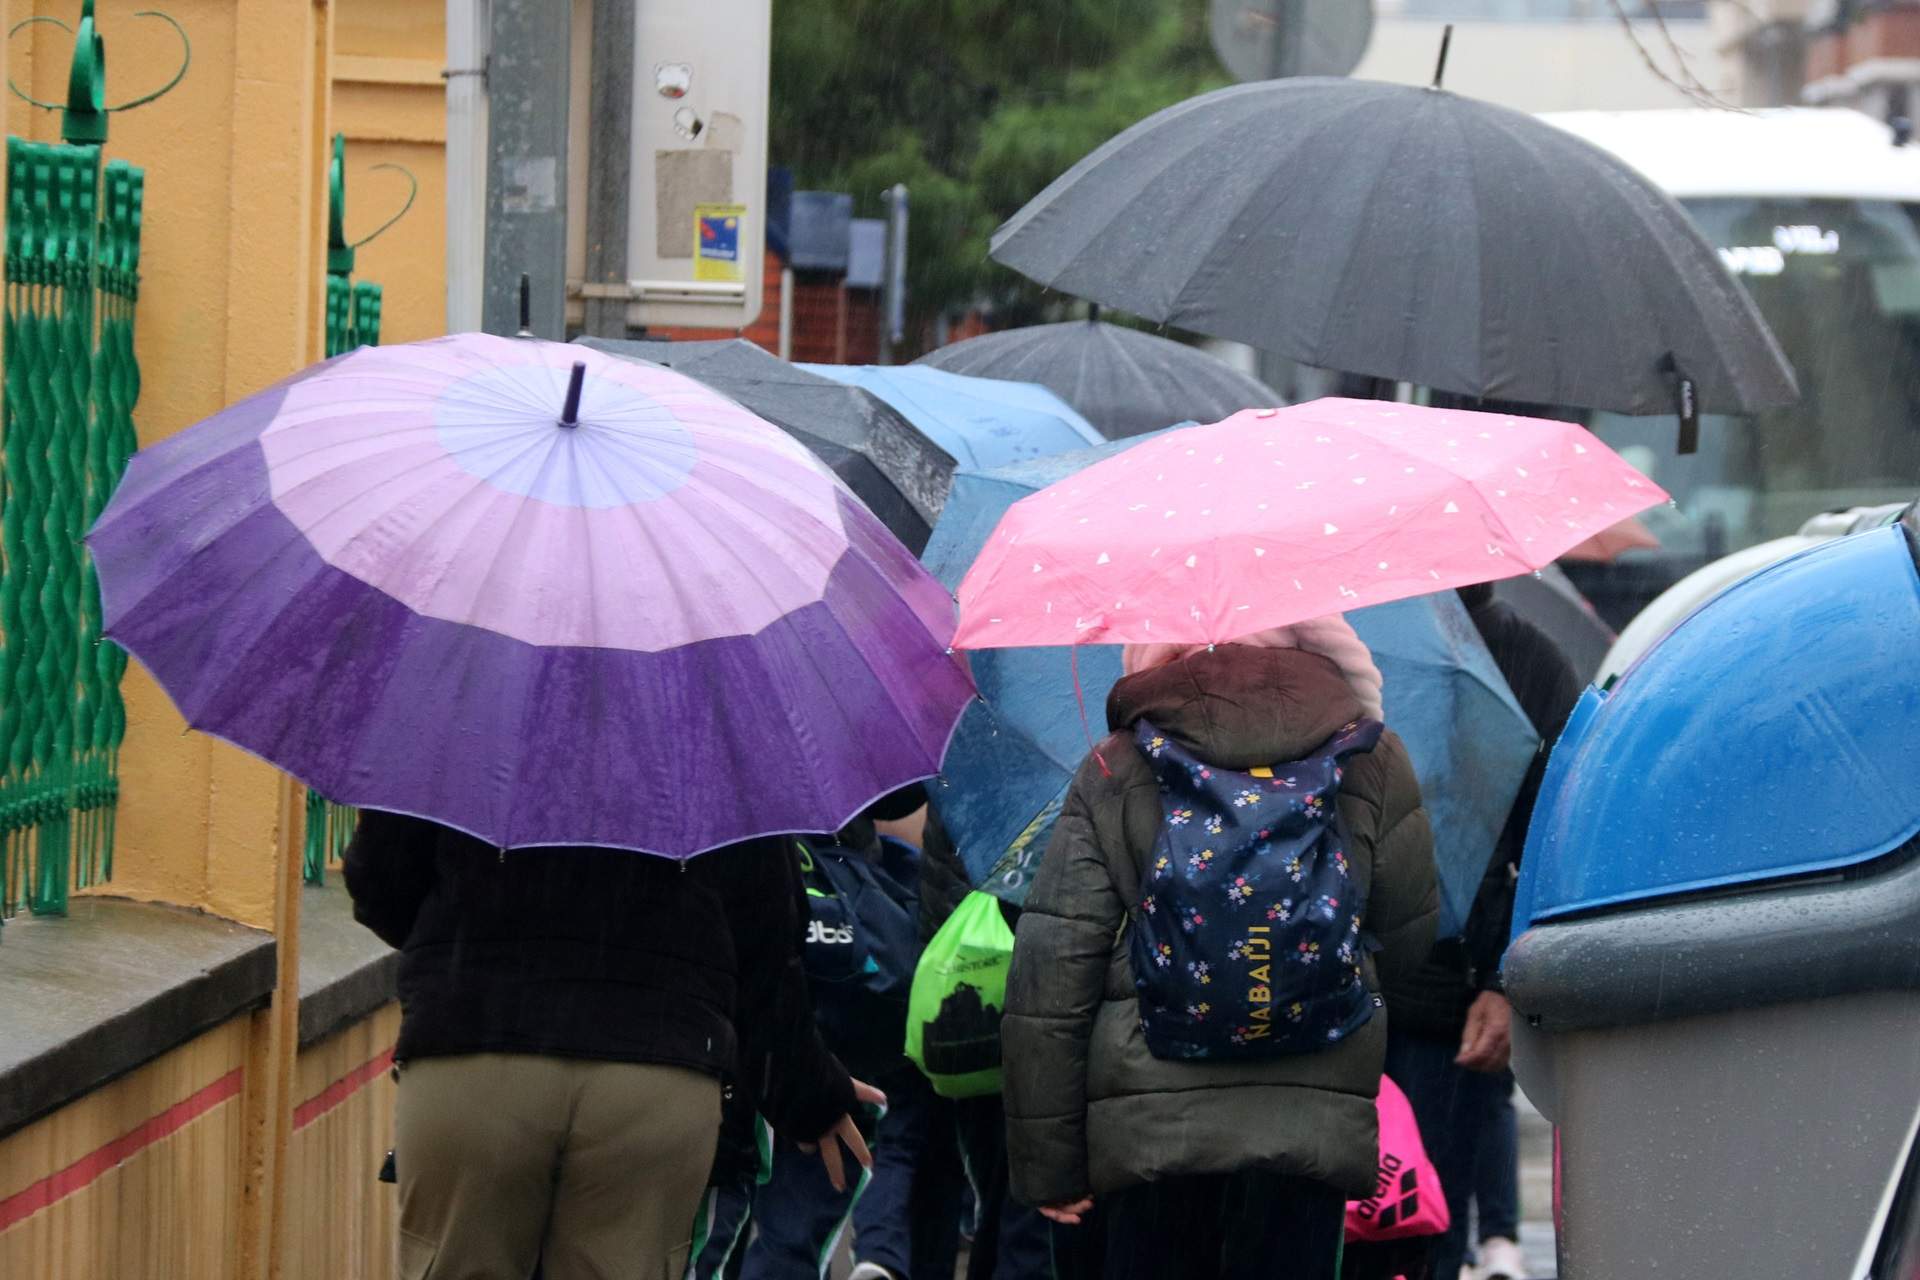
[{"x1": 1514, "y1": 524, "x2": 1920, "y2": 931}]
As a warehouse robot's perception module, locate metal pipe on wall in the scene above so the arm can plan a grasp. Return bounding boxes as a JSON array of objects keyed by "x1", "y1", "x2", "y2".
[{"x1": 444, "y1": 0, "x2": 489, "y2": 333}]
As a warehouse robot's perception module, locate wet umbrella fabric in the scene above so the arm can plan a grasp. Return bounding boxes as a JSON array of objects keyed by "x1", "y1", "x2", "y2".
[
  {"x1": 914, "y1": 318, "x2": 1281, "y2": 440},
  {"x1": 800, "y1": 363, "x2": 1102, "y2": 471},
  {"x1": 953, "y1": 398, "x2": 1668, "y2": 652},
  {"x1": 89, "y1": 335, "x2": 975, "y2": 856},
  {"x1": 926, "y1": 438, "x2": 1538, "y2": 933},
  {"x1": 1493, "y1": 566, "x2": 1616, "y2": 684},
  {"x1": 575, "y1": 336, "x2": 955, "y2": 554},
  {"x1": 990, "y1": 77, "x2": 1797, "y2": 420}
]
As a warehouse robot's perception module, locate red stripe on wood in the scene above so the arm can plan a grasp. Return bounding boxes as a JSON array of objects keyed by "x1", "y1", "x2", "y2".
[
  {"x1": 0, "y1": 1066, "x2": 243, "y2": 1233},
  {"x1": 292, "y1": 1047, "x2": 394, "y2": 1132}
]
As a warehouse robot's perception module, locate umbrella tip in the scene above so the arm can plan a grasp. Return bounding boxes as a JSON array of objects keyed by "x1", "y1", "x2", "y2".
[
  {"x1": 1432, "y1": 24, "x2": 1453, "y2": 90},
  {"x1": 559, "y1": 361, "x2": 587, "y2": 428},
  {"x1": 517, "y1": 272, "x2": 534, "y2": 338}
]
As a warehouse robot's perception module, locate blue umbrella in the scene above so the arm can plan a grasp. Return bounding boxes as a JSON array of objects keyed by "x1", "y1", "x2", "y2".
[
  {"x1": 1514, "y1": 523, "x2": 1920, "y2": 936},
  {"x1": 803, "y1": 364, "x2": 1103, "y2": 472},
  {"x1": 927, "y1": 437, "x2": 1539, "y2": 936}
]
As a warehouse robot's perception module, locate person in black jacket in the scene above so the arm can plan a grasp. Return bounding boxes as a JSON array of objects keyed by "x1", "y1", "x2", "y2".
[
  {"x1": 343, "y1": 814, "x2": 879, "y2": 1280},
  {"x1": 1369, "y1": 584, "x2": 1583, "y2": 1280}
]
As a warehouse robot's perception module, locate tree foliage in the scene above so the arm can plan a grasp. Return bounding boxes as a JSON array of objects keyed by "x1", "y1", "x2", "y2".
[{"x1": 769, "y1": 0, "x2": 1226, "y2": 332}]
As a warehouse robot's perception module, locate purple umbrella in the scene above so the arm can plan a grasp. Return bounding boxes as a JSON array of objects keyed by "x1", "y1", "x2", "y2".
[{"x1": 89, "y1": 334, "x2": 974, "y2": 855}]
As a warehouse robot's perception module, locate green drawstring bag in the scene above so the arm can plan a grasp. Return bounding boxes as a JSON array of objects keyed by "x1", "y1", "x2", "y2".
[{"x1": 906, "y1": 891, "x2": 1014, "y2": 1098}]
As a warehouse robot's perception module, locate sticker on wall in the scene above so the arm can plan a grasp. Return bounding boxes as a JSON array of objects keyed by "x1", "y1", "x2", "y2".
[
  {"x1": 655, "y1": 62, "x2": 693, "y2": 99},
  {"x1": 694, "y1": 204, "x2": 748, "y2": 282}
]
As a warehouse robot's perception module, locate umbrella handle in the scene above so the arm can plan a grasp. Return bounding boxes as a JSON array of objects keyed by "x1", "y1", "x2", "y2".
[{"x1": 560, "y1": 361, "x2": 586, "y2": 428}]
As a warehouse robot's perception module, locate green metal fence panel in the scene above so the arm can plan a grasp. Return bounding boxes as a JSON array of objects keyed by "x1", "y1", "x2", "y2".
[
  {"x1": 74, "y1": 160, "x2": 142, "y2": 888},
  {"x1": 0, "y1": 4, "x2": 179, "y2": 925},
  {"x1": 0, "y1": 137, "x2": 110, "y2": 917},
  {"x1": 352, "y1": 280, "x2": 381, "y2": 349}
]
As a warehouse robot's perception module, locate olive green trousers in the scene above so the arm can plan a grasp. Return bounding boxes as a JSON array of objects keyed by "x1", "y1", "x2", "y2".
[{"x1": 395, "y1": 1053, "x2": 720, "y2": 1280}]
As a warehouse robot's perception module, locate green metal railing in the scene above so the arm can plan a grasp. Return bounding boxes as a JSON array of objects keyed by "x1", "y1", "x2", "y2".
[
  {"x1": 1, "y1": 2, "x2": 180, "y2": 920},
  {"x1": 304, "y1": 132, "x2": 411, "y2": 884}
]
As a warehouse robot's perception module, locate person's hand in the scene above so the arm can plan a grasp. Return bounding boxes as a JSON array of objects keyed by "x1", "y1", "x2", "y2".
[
  {"x1": 1456, "y1": 990, "x2": 1513, "y2": 1073},
  {"x1": 1039, "y1": 1196, "x2": 1094, "y2": 1226},
  {"x1": 801, "y1": 1078, "x2": 887, "y2": 1192}
]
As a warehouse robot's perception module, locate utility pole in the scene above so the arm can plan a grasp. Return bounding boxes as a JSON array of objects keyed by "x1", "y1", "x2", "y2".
[
  {"x1": 582, "y1": 0, "x2": 635, "y2": 338},
  {"x1": 482, "y1": 0, "x2": 571, "y2": 338},
  {"x1": 1268, "y1": 0, "x2": 1302, "y2": 80},
  {"x1": 879, "y1": 184, "x2": 909, "y2": 364}
]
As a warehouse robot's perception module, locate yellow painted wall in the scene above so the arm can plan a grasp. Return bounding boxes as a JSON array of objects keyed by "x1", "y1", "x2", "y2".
[
  {"x1": 7, "y1": 0, "x2": 324, "y2": 930},
  {"x1": 4, "y1": 0, "x2": 447, "y2": 926},
  {"x1": 4, "y1": 4, "x2": 440, "y2": 1276},
  {"x1": 0, "y1": 1018, "x2": 250, "y2": 1279},
  {"x1": 285, "y1": 1003, "x2": 401, "y2": 1280},
  {"x1": 0, "y1": 1003, "x2": 409, "y2": 1280},
  {"x1": 333, "y1": 0, "x2": 447, "y2": 347}
]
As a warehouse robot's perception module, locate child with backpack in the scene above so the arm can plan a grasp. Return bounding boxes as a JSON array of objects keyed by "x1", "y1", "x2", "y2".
[
  {"x1": 1001, "y1": 619, "x2": 1438, "y2": 1280},
  {"x1": 692, "y1": 787, "x2": 934, "y2": 1280}
]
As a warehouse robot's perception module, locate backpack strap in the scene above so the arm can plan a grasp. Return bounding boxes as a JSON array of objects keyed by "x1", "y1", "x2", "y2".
[{"x1": 1320, "y1": 718, "x2": 1384, "y2": 761}]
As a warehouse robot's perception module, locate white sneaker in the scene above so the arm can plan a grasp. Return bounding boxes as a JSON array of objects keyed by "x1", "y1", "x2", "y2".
[
  {"x1": 1475, "y1": 1235, "x2": 1531, "y2": 1280},
  {"x1": 848, "y1": 1265, "x2": 899, "y2": 1280}
]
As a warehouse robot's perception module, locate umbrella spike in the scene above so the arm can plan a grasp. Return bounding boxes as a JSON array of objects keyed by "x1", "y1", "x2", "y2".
[
  {"x1": 559, "y1": 361, "x2": 587, "y2": 428},
  {"x1": 1432, "y1": 24, "x2": 1453, "y2": 90}
]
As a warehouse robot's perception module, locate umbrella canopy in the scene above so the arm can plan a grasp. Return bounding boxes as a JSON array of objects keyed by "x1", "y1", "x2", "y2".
[
  {"x1": 914, "y1": 318, "x2": 1281, "y2": 440},
  {"x1": 1562, "y1": 515, "x2": 1660, "y2": 563},
  {"x1": 954, "y1": 398, "x2": 1667, "y2": 651},
  {"x1": 990, "y1": 78, "x2": 1797, "y2": 420},
  {"x1": 1514, "y1": 523, "x2": 1920, "y2": 932},
  {"x1": 927, "y1": 438, "x2": 1538, "y2": 935},
  {"x1": 575, "y1": 336, "x2": 955, "y2": 553},
  {"x1": 800, "y1": 363, "x2": 1103, "y2": 470},
  {"x1": 1492, "y1": 567, "x2": 1615, "y2": 684},
  {"x1": 90, "y1": 335, "x2": 974, "y2": 855}
]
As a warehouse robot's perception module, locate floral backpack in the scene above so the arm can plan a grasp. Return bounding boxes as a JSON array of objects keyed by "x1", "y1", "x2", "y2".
[{"x1": 1127, "y1": 716, "x2": 1384, "y2": 1060}]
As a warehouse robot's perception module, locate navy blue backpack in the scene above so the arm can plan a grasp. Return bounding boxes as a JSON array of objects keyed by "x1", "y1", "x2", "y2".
[
  {"x1": 1128, "y1": 716, "x2": 1385, "y2": 1060},
  {"x1": 797, "y1": 834, "x2": 921, "y2": 1075}
]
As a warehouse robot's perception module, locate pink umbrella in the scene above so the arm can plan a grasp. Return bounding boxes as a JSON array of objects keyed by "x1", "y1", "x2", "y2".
[
  {"x1": 1562, "y1": 515, "x2": 1662, "y2": 563},
  {"x1": 953, "y1": 398, "x2": 1666, "y2": 650}
]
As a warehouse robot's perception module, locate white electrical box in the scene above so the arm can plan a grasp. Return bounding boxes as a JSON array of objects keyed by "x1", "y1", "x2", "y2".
[{"x1": 567, "y1": 0, "x2": 771, "y2": 331}]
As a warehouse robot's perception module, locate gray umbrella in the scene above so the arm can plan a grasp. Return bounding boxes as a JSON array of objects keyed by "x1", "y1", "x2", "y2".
[
  {"x1": 991, "y1": 78, "x2": 1797, "y2": 424},
  {"x1": 913, "y1": 317, "x2": 1280, "y2": 439},
  {"x1": 576, "y1": 337, "x2": 955, "y2": 553}
]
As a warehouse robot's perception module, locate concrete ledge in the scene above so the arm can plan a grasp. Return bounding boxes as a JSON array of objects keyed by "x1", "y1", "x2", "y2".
[
  {"x1": 297, "y1": 878, "x2": 398, "y2": 1047},
  {"x1": 0, "y1": 897, "x2": 274, "y2": 1138}
]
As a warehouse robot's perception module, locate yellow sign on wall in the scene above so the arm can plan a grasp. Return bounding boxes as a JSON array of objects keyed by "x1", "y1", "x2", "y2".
[{"x1": 693, "y1": 204, "x2": 748, "y2": 283}]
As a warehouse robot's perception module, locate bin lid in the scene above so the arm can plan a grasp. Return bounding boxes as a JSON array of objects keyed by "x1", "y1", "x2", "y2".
[{"x1": 1514, "y1": 524, "x2": 1920, "y2": 931}]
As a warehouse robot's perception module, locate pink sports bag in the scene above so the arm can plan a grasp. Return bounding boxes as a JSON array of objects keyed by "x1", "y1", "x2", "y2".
[{"x1": 1345, "y1": 1074, "x2": 1451, "y2": 1244}]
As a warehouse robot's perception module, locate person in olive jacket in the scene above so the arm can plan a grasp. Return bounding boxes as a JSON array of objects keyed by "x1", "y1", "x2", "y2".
[
  {"x1": 344, "y1": 814, "x2": 878, "y2": 1280},
  {"x1": 1001, "y1": 622, "x2": 1437, "y2": 1280}
]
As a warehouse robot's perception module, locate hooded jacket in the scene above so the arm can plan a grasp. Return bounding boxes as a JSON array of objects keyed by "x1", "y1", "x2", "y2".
[{"x1": 1001, "y1": 645, "x2": 1437, "y2": 1206}]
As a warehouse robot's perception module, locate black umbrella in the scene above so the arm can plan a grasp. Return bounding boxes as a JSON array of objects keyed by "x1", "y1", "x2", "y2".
[
  {"x1": 1493, "y1": 567, "x2": 1615, "y2": 684},
  {"x1": 913, "y1": 315, "x2": 1281, "y2": 439},
  {"x1": 576, "y1": 337, "x2": 955, "y2": 553},
  {"x1": 990, "y1": 78, "x2": 1797, "y2": 437}
]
